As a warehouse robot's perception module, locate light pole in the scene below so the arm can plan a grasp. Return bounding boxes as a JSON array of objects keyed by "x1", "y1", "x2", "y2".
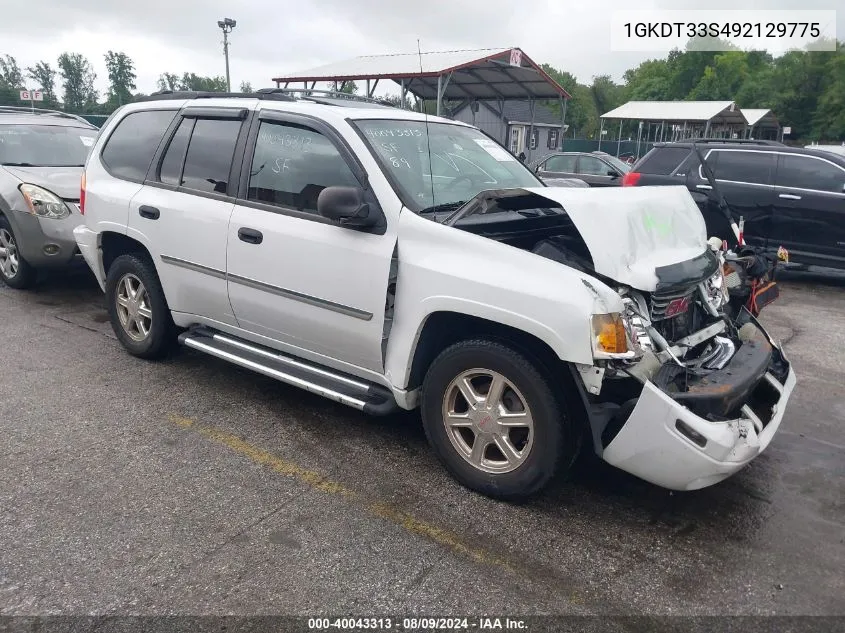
[{"x1": 217, "y1": 17, "x2": 236, "y2": 92}]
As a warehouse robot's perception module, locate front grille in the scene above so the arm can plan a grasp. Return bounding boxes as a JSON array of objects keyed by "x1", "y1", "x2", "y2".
[{"x1": 651, "y1": 286, "x2": 696, "y2": 322}]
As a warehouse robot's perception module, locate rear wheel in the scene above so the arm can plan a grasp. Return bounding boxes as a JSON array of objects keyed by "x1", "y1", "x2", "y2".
[
  {"x1": 106, "y1": 253, "x2": 175, "y2": 359},
  {"x1": 421, "y1": 339, "x2": 572, "y2": 500},
  {"x1": 0, "y1": 216, "x2": 37, "y2": 289}
]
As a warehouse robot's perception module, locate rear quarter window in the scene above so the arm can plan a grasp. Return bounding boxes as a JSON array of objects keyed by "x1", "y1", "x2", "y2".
[
  {"x1": 635, "y1": 147, "x2": 690, "y2": 175},
  {"x1": 100, "y1": 109, "x2": 177, "y2": 182}
]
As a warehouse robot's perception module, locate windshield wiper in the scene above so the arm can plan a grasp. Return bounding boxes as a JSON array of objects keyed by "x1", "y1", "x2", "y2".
[
  {"x1": 418, "y1": 200, "x2": 467, "y2": 215},
  {"x1": 1, "y1": 162, "x2": 36, "y2": 167}
]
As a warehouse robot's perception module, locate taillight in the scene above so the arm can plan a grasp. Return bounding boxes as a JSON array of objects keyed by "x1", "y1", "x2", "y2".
[
  {"x1": 621, "y1": 172, "x2": 642, "y2": 186},
  {"x1": 79, "y1": 172, "x2": 86, "y2": 214}
]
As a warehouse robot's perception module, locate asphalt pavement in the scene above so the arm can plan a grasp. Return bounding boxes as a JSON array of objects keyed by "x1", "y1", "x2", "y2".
[{"x1": 0, "y1": 264, "x2": 843, "y2": 617}]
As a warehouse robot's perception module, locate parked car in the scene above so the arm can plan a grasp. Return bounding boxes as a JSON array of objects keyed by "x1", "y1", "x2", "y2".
[
  {"x1": 624, "y1": 139, "x2": 845, "y2": 270},
  {"x1": 75, "y1": 91, "x2": 795, "y2": 499},
  {"x1": 805, "y1": 143, "x2": 845, "y2": 157},
  {"x1": 0, "y1": 107, "x2": 99, "y2": 288},
  {"x1": 533, "y1": 151, "x2": 631, "y2": 187}
]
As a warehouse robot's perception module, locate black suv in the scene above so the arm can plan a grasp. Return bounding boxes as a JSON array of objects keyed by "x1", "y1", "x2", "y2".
[{"x1": 623, "y1": 140, "x2": 845, "y2": 270}]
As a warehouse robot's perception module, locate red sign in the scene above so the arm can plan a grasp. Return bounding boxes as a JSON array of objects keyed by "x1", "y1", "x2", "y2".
[{"x1": 509, "y1": 48, "x2": 522, "y2": 67}]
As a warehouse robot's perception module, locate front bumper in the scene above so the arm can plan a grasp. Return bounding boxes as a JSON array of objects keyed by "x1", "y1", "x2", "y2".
[
  {"x1": 601, "y1": 327, "x2": 796, "y2": 491},
  {"x1": 6, "y1": 207, "x2": 83, "y2": 268}
]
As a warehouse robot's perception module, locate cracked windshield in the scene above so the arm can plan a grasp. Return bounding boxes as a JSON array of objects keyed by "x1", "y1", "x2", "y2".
[{"x1": 355, "y1": 120, "x2": 541, "y2": 214}]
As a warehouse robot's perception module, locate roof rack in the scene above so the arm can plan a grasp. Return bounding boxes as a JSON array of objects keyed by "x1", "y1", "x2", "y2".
[
  {"x1": 136, "y1": 90, "x2": 296, "y2": 103},
  {"x1": 0, "y1": 105, "x2": 93, "y2": 126},
  {"x1": 263, "y1": 88, "x2": 395, "y2": 108},
  {"x1": 664, "y1": 138, "x2": 785, "y2": 146}
]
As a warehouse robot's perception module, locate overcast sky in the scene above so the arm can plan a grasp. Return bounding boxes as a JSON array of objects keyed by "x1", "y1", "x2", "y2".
[{"x1": 2, "y1": 0, "x2": 841, "y2": 98}]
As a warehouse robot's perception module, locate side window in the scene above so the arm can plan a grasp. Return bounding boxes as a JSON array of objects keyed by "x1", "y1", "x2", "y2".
[
  {"x1": 528, "y1": 128, "x2": 539, "y2": 150},
  {"x1": 101, "y1": 110, "x2": 177, "y2": 181},
  {"x1": 547, "y1": 129, "x2": 559, "y2": 150},
  {"x1": 158, "y1": 118, "x2": 193, "y2": 185},
  {"x1": 544, "y1": 154, "x2": 576, "y2": 172},
  {"x1": 578, "y1": 156, "x2": 610, "y2": 176},
  {"x1": 247, "y1": 120, "x2": 359, "y2": 214},
  {"x1": 180, "y1": 118, "x2": 242, "y2": 195},
  {"x1": 708, "y1": 150, "x2": 774, "y2": 185},
  {"x1": 777, "y1": 154, "x2": 845, "y2": 193}
]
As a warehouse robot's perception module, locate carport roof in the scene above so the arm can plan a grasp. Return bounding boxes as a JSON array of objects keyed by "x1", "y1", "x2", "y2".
[
  {"x1": 741, "y1": 108, "x2": 779, "y2": 128},
  {"x1": 271, "y1": 48, "x2": 571, "y2": 101},
  {"x1": 601, "y1": 100, "x2": 746, "y2": 124}
]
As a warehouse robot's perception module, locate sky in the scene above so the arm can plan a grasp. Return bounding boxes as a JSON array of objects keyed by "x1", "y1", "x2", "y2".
[{"x1": 1, "y1": 0, "x2": 841, "y2": 99}]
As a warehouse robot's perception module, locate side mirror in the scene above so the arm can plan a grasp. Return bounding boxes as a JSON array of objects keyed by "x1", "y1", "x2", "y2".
[
  {"x1": 317, "y1": 186, "x2": 379, "y2": 230},
  {"x1": 607, "y1": 170, "x2": 620, "y2": 178}
]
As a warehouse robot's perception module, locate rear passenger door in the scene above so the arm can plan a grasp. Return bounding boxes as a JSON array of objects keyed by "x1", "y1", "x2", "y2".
[
  {"x1": 692, "y1": 149, "x2": 776, "y2": 247},
  {"x1": 225, "y1": 112, "x2": 396, "y2": 373},
  {"x1": 128, "y1": 107, "x2": 248, "y2": 325},
  {"x1": 772, "y1": 153, "x2": 845, "y2": 268},
  {"x1": 536, "y1": 154, "x2": 577, "y2": 180}
]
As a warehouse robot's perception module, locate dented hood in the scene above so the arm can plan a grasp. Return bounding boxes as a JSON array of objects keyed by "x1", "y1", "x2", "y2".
[{"x1": 524, "y1": 185, "x2": 708, "y2": 291}]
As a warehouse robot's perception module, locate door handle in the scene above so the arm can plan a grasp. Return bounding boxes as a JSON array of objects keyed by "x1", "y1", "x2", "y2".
[
  {"x1": 779, "y1": 193, "x2": 802, "y2": 200},
  {"x1": 696, "y1": 184, "x2": 712, "y2": 190},
  {"x1": 139, "y1": 205, "x2": 160, "y2": 220},
  {"x1": 237, "y1": 227, "x2": 263, "y2": 245}
]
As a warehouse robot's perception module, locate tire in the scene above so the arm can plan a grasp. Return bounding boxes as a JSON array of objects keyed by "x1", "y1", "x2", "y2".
[
  {"x1": 105, "y1": 253, "x2": 175, "y2": 359},
  {"x1": 421, "y1": 338, "x2": 573, "y2": 500},
  {"x1": 0, "y1": 215, "x2": 37, "y2": 289}
]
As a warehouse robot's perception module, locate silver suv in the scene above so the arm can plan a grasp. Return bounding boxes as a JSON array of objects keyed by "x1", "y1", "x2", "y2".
[{"x1": 0, "y1": 107, "x2": 99, "y2": 288}]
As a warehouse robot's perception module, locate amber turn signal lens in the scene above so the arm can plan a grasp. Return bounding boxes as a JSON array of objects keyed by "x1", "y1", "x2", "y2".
[{"x1": 592, "y1": 313, "x2": 628, "y2": 354}]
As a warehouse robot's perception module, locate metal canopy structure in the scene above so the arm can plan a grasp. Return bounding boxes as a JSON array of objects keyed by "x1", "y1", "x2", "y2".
[
  {"x1": 740, "y1": 108, "x2": 780, "y2": 139},
  {"x1": 599, "y1": 100, "x2": 760, "y2": 155},
  {"x1": 271, "y1": 48, "x2": 571, "y2": 146}
]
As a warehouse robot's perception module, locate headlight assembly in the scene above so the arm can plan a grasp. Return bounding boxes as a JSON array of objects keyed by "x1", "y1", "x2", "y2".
[{"x1": 18, "y1": 184, "x2": 71, "y2": 219}]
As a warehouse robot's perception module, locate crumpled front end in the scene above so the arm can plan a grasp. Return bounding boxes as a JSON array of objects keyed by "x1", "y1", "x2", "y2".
[{"x1": 600, "y1": 314, "x2": 795, "y2": 490}]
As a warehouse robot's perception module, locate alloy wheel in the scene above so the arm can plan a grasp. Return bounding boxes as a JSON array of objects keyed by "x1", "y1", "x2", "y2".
[
  {"x1": 0, "y1": 228, "x2": 20, "y2": 279},
  {"x1": 442, "y1": 369, "x2": 535, "y2": 474},
  {"x1": 115, "y1": 274, "x2": 153, "y2": 341}
]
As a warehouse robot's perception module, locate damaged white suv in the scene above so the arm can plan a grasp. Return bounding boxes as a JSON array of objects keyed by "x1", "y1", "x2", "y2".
[{"x1": 74, "y1": 90, "x2": 796, "y2": 499}]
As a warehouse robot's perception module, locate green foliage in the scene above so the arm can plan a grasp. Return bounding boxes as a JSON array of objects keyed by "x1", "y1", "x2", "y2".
[
  {"x1": 239, "y1": 80, "x2": 253, "y2": 93},
  {"x1": 0, "y1": 55, "x2": 25, "y2": 106},
  {"x1": 57, "y1": 52, "x2": 98, "y2": 112},
  {"x1": 26, "y1": 61, "x2": 59, "y2": 107},
  {"x1": 104, "y1": 51, "x2": 137, "y2": 108},
  {"x1": 339, "y1": 81, "x2": 357, "y2": 94}
]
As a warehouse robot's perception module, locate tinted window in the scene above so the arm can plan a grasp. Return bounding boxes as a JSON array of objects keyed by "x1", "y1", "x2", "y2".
[
  {"x1": 544, "y1": 154, "x2": 577, "y2": 172},
  {"x1": 636, "y1": 147, "x2": 689, "y2": 174},
  {"x1": 247, "y1": 121, "x2": 358, "y2": 213},
  {"x1": 158, "y1": 118, "x2": 193, "y2": 185},
  {"x1": 181, "y1": 118, "x2": 242, "y2": 194},
  {"x1": 777, "y1": 154, "x2": 845, "y2": 193},
  {"x1": 0, "y1": 125, "x2": 97, "y2": 167},
  {"x1": 101, "y1": 110, "x2": 177, "y2": 181},
  {"x1": 578, "y1": 156, "x2": 610, "y2": 176},
  {"x1": 708, "y1": 150, "x2": 774, "y2": 185}
]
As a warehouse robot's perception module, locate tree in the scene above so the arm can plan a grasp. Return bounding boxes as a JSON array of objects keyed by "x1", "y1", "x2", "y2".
[
  {"x1": 26, "y1": 61, "x2": 59, "y2": 106},
  {"x1": 157, "y1": 72, "x2": 179, "y2": 92},
  {"x1": 104, "y1": 51, "x2": 137, "y2": 107},
  {"x1": 339, "y1": 81, "x2": 357, "y2": 94},
  {"x1": 178, "y1": 73, "x2": 227, "y2": 92},
  {"x1": 0, "y1": 54, "x2": 24, "y2": 106},
  {"x1": 239, "y1": 80, "x2": 253, "y2": 93},
  {"x1": 57, "y1": 52, "x2": 98, "y2": 112}
]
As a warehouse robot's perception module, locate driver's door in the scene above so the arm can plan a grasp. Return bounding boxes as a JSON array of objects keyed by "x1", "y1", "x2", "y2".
[
  {"x1": 576, "y1": 155, "x2": 620, "y2": 187},
  {"x1": 226, "y1": 112, "x2": 397, "y2": 372}
]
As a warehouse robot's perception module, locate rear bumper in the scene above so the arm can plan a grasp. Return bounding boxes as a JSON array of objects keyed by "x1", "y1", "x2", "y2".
[
  {"x1": 602, "y1": 328, "x2": 796, "y2": 491},
  {"x1": 73, "y1": 225, "x2": 105, "y2": 291}
]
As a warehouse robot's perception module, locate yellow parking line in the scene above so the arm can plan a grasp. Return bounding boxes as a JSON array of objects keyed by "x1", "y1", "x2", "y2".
[{"x1": 169, "y1": 414, "x2": 511, "y2": 570}]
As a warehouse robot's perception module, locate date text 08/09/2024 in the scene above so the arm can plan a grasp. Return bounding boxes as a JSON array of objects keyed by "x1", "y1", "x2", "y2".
[{"x1": 308, "y1": 617, "x2": 528, "y2": 630}]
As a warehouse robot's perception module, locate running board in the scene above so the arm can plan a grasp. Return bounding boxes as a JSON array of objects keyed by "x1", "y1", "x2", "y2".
[{"x1": 178, "y1": 327, "x2": 398, "y2": 415}]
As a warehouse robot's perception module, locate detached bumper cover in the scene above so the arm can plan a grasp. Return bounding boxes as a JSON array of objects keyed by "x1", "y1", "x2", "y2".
[
  {"x1": 602, "y1": 339, "x2": 796, "y2": 491},
  {"x1": 73, "y1": 225, "x2": 105, "y2": 291}
]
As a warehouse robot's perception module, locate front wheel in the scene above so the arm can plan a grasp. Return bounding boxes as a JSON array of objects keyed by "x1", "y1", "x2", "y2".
[
  {"x1": 105, "y1": 253, "x2": 175, "y2": 359},
  {"x1": 421, "y1": 339, "x2": 572, "y2": 500},
  {"x1": 0, "y1": 216, "x2": 37, "y2": 289}
]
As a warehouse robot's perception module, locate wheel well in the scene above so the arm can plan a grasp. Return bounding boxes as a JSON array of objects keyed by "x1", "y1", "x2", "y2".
[{"x1": 101, "y1": 232, "x2": 150, "y2": 275}]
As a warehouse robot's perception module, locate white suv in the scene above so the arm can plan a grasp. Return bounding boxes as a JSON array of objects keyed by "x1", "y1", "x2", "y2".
[{"x1": 74, "y1": 90, "x2": 796, "y2": 499}]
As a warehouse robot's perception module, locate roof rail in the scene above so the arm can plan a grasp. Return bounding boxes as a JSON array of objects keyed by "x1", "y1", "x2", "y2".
[
  {"x1": 266, "y1": 88, "x2": 395, "y2": 107},
  {"x1": 665, "y1": 138, "x2": 785, "y2": 146},
  {"x1": 0, "y1": 105, "x2": 93, "y2": 126},
  {"x1": 136, "y1": 90, "x2": 295, "y2": 103}
]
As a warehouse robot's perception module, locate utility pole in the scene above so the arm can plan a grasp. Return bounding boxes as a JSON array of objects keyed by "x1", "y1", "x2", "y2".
[{"x1": 217, "y1": 18, "x2": 237, "y2": 92}]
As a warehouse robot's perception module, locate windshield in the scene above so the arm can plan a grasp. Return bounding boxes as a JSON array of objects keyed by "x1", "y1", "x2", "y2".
[
  {"x1": 354, "y1": 119, "x2": 542, "y2": 212},
  {"x1": 603, "y1": 154, "x2": 632, "y2": 173},
  {"x1": 0, "y1": 124, "x2": 97, "y2": 167}
]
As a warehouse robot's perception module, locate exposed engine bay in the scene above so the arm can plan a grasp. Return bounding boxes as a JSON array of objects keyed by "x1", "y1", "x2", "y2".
[{"x1": 449, "y1": 187, "x2": 788, "y2": 459}]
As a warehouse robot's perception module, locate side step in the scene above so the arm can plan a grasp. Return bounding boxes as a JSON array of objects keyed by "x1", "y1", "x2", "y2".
[{"x1": 178, "y1": 327, "x2": 399, "y2": 415}]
